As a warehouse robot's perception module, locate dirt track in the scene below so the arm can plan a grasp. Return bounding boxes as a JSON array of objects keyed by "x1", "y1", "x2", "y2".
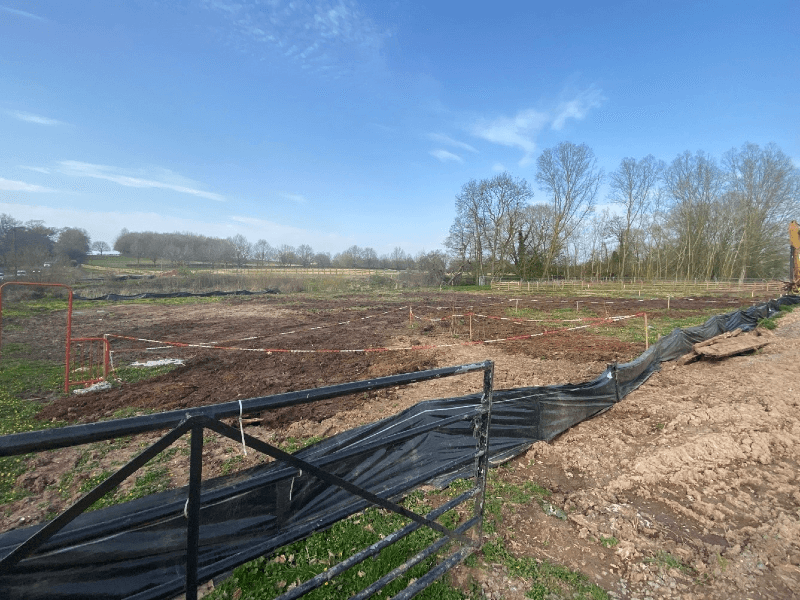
[
  {"x1": 4, "y1": 291, "x2": 797, "y2": 598},
  {"x1": 473, "y1": 309, "x2": 800, "y2": 599}
]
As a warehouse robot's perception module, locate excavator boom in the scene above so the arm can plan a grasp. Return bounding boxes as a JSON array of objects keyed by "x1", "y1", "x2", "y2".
[{"x1": 787, "y1": 220, "x2": 800, "y2": 293}]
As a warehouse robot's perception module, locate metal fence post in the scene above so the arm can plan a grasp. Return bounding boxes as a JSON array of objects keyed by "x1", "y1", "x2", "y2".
[
  {"x1": 185, "y1": 422, "x2": 204, "y2": 600},
  {"x1": 472, "y1": 362, "x2": 494, "y2": 545}
]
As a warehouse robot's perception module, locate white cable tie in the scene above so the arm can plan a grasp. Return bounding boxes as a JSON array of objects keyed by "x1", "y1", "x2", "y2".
[
  {"x1": 184, "y1": 498, "x2": 189, "y2": 519},
  {"x1": 289, "y1": 477, "x2": 295, "y2": 502},
  {"x1": 238, "y1": 399, "x2": 247, "y2": 456}
]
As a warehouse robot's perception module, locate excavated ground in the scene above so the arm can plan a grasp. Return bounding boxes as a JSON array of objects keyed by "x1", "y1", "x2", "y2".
[{"x1": 3, "y1": 290, "x2": 795, "y2": 599}]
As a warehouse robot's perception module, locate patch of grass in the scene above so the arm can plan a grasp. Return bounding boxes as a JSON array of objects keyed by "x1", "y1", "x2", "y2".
[
  {"x1": 481, "y1": 538, "x2": 608, "y2": 600},
  {"x1": 0, "y1": 357, "x2": 66, "y2": 504},
  {"x1": 206, "y1": 496, "x2": 467, "y2": 600},
  {"x1": 758, "y1": 302, "x2": 793, "y2": 330},
  {"x1": 221, "y1": 454, "x2": 245, "y2": 475},
  {"x1": 2, "y1": 342, "x2": 32, "y2": 357},
  {"x1": 280, "y1": 435, "x2": 325, "y2": 454},
  {"x1": 644, "y1": 550, "x2": 692, "y2": 573},
  {"x1": 599, "y1": 536, "x2": 619, "y2": 548},
  {"x1": 597, "y1": 310, "x2": 725, "y2": 344},
  {"x1": 0, "y1": 295, "x2": 75, "y2": 318},
  {"x1": 87, "y1": 464, "x2": 172, "y2": 511}
]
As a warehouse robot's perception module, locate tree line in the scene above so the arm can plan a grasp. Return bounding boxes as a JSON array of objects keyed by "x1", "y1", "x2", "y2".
[
  {"x1": 0, "y1": 214, "x2": 92, "y2": 275},
  {"x1": 112, "y1": 229, "x2": 441, "y2": 272},
  {"x1": 446, "y1": 142, "x2": 800, "y2": 281},
  {"x1": 4, "y1": 140, "x2": 796, "y2": 285}
]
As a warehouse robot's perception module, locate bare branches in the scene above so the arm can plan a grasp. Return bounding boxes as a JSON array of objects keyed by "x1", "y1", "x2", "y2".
[{"x1": 535, "y1": 142, "x2": 603, "y2": 277}]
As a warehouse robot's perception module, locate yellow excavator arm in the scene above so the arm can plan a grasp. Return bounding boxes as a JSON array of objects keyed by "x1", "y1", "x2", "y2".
[{"x1": 787, "y1": 220, "x2": 800, "y2": 293}]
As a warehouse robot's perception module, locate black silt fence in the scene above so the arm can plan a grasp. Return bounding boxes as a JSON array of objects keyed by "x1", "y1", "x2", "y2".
[{"x1": 0, "y1": 295, "x2": 797, "y2": 598}]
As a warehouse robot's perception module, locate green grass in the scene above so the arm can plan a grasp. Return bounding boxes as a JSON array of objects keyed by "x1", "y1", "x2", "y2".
[
  {"x1": 0, "y1": 295, "x2": 79, "y2": 318},
  {"x1": 599, "y1": 536, "x2": 619, "y2": 548},
  {"x1": 481, "y1": 538, "x2": 608, "y2": 600},
  {"x1": 1, "y1": 292, "x2": 224, "y2": 321},
  {"x1": 0, "y1": 358, "x2": 65, "y2": 504},
  {"x1": 0, "y1": 359, "x2": 64, "y2": 435},
  {"x1": 590, "y1": 310, "x2": 726, "y2": 344},
  {"x1": 207, "y1": 495, "x2": 466, "y2": 600},
  {"x1": 85, "y1": 462, "x2": 173, "y2": 511},
  {"x1": 758, "y1": 304, "x2": 794, "y2": 329},
  {"x1": 0, "y1": 349, "x2": 185, "y2": 509},
  {"x1": 280, "y1": 435, "x2": 325, "y2": 454},
  {"x1": 644, "y1": 550, "x2": 692, "y2": 574}
]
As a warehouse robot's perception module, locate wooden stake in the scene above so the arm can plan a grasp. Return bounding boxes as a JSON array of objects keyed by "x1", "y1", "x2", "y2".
[
  {"x1": 644, "y1": 313, "x2": 649, "y2": 349},
  {"x1": 667, "y1": 296, "x2": 670, "y2": 310},
  {"x1": 469, "y1": 313, "x2": 472, "y2": 341},
  {"x1": 409, "y1": 306, "x2": 412, "y2": 327}
]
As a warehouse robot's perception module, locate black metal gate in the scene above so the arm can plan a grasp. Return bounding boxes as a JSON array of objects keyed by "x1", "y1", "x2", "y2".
[{"x1": 0, "y1": 361, "x2": 494, "y2": 599}]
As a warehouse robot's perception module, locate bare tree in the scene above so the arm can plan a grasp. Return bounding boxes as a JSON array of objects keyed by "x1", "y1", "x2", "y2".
[
  {"x1": 449, "y1": 179, "x2": 487, "y2": 279},
  {"x1": 314, "y1": 251, "x2": 332, "y2": 268},
  {"x1": 389, "y1": 246, "x2": 408, "y2": 270},
  {"x1": 447, "y1": 173, "x2": 532, "y2": 278},
  {"x1": 608, "y1": 155, "x2": 664, "y2": 279},
  {"x1": 296, "y1": 244, "x2": 314, "y2": 267},
  {"x1": 536, "y1": 142, "x2": 603, "y2": 277},
  {"x1": 513, "y1": 203, "x2": 556, "y2": 278},
  {"x1": 227, "y1": 234, "x2": 252, "y2": 268},
  {"x1": 723, "y1": 143, "x2": 800, "y2": 280},
  {"x1": 253, "y1": 239, "x2": 273, "y2": 266},
  {"x1": 91, "y1": 241, "x2": 111, "y2": 256},
  {"x1": 362, "y1": 247, "x2": 378, "y2": 269},
  {"x1": 482, "y1": 172, "x2": 533, "y2": 275},
  {"x1": 277, "y1": 244, "x2": 296, "y2": 266},
  {"x1": 663, "y1": 151, "x2": 725, "y2": 279}
]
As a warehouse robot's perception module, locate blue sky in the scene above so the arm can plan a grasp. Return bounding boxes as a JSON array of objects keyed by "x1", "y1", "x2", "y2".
[{"x1": 1, "y1": 0, "x2": 798, "y2": 255}]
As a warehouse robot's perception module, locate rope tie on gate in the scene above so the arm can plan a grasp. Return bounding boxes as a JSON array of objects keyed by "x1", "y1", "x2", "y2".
[{"x1": 238, "y1": 399, "x2": 247, "y2": 456}]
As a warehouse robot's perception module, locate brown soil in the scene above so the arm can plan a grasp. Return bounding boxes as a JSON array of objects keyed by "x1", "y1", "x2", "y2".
[{"x1": 2, "y1": 290, "x2": 794, "y2": 599}]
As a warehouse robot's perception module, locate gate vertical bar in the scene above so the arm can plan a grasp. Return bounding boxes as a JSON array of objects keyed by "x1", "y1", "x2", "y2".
[
  {"x1": 185, "y1": 422, "x2": 203, "y2": 600},
  {"x1": 472, "y1": 362, "x2": 494, "y2": 546}
]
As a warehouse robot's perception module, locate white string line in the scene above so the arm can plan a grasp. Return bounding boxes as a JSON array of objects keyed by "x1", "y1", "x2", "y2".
[
  {"x1": 106, "y1": 313, "x2": 643, "y2": 355},
  {"x1": 278, "y1": 305, "x2": 410, "y2": 337}
]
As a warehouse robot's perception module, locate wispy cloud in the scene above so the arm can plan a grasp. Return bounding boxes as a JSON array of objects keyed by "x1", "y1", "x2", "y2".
[
  {"x1": 0, "y1": 177, "x2": 57, "y2": 192},
  {"x1": 1, "y1": 6, "x2": 45, "y2": 20},
  {"x1": 470, "y1": 108, "x2": 548, "y2": 166},
  {"x1": 58, "y1": 161, "x2": 226, "y2": 202},
  {"x1": 278, "y1": 192, "x2": 308, "y2": 204},
  {"x1": 492, "y1": 163, "x2": 506, "y2": 172},
  {"x1": 427, "y1": 133, "x2": 477, "y2": 153},
  {"x1": 430, "y1": 149, "x2": 463, "y2": 163},
  {"x1": 202, "y1": 0, "x2": 389, "y2": 77},
  {"x1": 551, "y1": 87, "x2": 606, "y2": 130},
  {"x1": 7, "y1": 110, "x2": 63, "y2": 126},
  {"x1": 20, "y1": 166, "x2": 52, "y2": 174},
  {"x1": 468, "y1": 86, "x2": 605, "y2": 165}
]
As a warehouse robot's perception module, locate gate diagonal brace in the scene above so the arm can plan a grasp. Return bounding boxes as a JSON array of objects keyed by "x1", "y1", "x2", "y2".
[
  {"x1": 0, "y1": 420, "x2": 192, "y2": 572},
  {"x1": 200, "y1": 416, "x2": 476, "y2": 546}
]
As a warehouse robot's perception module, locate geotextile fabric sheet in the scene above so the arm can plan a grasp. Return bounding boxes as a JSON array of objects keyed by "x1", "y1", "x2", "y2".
[{"x1": 1, "y1": 295, "x2": 798, "y2": 599}]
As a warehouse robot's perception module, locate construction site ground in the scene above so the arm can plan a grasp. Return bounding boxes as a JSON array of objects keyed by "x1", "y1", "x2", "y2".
[{"x1": 2, "y1": 291, "x2": 798, "y2": 599}]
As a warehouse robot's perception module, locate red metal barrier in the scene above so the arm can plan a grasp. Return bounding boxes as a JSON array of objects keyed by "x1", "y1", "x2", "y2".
[
  {"x1": 0, "y1": 282, "x2": 108, "y2": 393},
  {"x1": 68, "y1": 337, "x2": 110, "y2": 390}
]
